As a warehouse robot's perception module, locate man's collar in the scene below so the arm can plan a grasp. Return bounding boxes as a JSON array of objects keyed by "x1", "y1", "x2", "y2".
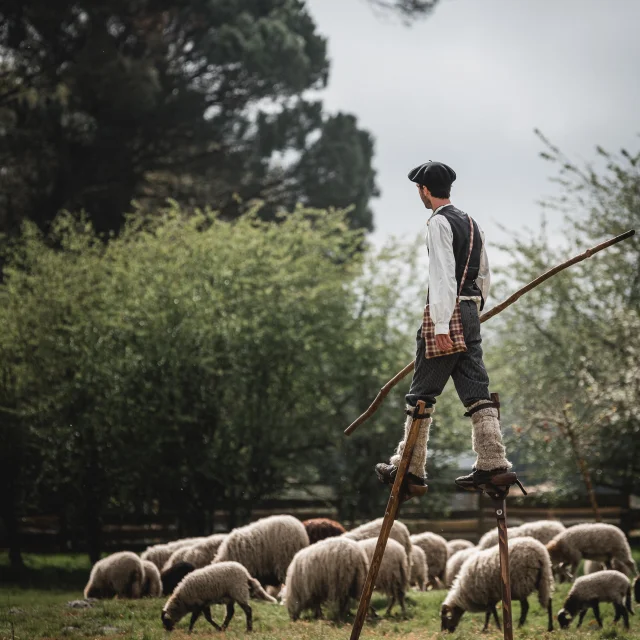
[{"x1": 428, "y1": 203, "x2": 453, "y2": 221}]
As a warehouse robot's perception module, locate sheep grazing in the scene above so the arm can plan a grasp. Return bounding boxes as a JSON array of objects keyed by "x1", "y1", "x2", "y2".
[
  {"x1": 163, "y1": 545, "x2": 201, "y2": 572},
  {"x1": 161, "y1": 561, "x2": 196, "y2": 596},
  {"x1": 163, "y1": 535, "x2": 227, "y2": 572},
  {"x1": 285, "y1": 536, "x2": 369, "y2": 622},
  {"x1": 84, "y1": 551, "x2": 145, "y2": 599},
  {"x1": 214, "y1": 515, "x2": 309, "y2": 587},
  {"x1": 161, "y1": 561, "x2": 277, "y2": 632},
  {"x1": 141, "y1": 559, "x2": 163, "y2": 597},
  {"x1": 141, "y1": 538, "x2": 203, "y2": 570},
  {"x1": 547, "y1": 523, "x2": 637, "y2": 580},
  {"x1": 446, "y1": 539, "x2": 474, "y2": 557},
  {"x1": 410, "y1": 532, "x2": 448, "y2": 589},
  {"x1": 477, "y1": 520, "x2": 565, "y2": 551},
  {"x1": 343, "y1": 518, "x2": 413, "y2": 575},
  {"x1": 357, "y1": 538, "x2": 409, "y2": 616},
  {"x1": 584, "y1": 558, "x2": 629, "y2": 575},
  {"x1": 303, "y1": 518, "x2": 346, "y2": 544},
  {"x1": 410, "y1": 545, "x2": 428, "y2": 591},
  {"x1": 441, "y1": 537, "x2": 555, "y2": 633},
  {"x1": 445, "y1": 547, "x2": 478, "y2": 588},
  {"x1": 558, "y1": 570, "x2": 634, "y2": 629}
]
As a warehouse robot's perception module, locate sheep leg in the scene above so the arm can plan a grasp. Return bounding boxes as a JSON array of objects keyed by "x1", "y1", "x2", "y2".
[
  {"x1": 614, "y1": 604, "x2": 622, "y2": 623},
  {"x1": 188, "y1": 607, "x2": 203, "y2": 633},
  {"x1": 384, "y1": 595, "x2": 396, "y2": 617},
  {"x1": 605, "y1": 558, "x2": 613, "y2": 570},
  {"x1": 546, "y1": 597, "x2": 554, "y2": 632},
  {"x1": 576, "y1": 609, "x2": 587, "y2": 628},
  {"x1": 492, "y1": 605, "x2": 502, "y2": 630},
  {"x1": 518, "y1": 599, "x2": 529, "y2": 627},
  {"x1": 313, "y1": 605, "x2": 324, "y2": 620},
  {"x1": 592, "y1": 601, "x2": 603, "y2": 628},
  {"x1": 368, "y1": 605, "x2": 378, "y2": 619},
  {"x1": 220, "y1": 602, "x2": 234, "y2": 630},
  {"x1": 483, "y1": 610, "x2": 491, "y2": 632},
  {"x1": 239, "y1": 602, "x2": 253, "y2": 632},
  {"x1": 203, "y1": 606, "x2": 222, "y2": 631},
  {"x1": 399, "y1": 591, "x2": 407, "y2": 618}
]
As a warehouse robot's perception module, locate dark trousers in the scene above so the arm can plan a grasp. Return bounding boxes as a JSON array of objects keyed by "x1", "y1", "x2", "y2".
[{"x1": 405, "y1": 300, "x2": 491, "y2": 408}]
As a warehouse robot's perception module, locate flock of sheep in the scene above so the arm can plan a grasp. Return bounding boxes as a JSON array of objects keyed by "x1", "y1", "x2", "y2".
[{"x1": 83, "y1": 514, "x2": 640, "y2": 633}]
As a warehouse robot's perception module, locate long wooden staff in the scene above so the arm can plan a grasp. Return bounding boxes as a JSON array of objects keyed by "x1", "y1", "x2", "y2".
[{"x1": 344, "y1": 229, "x2": 635, "y2": 436}]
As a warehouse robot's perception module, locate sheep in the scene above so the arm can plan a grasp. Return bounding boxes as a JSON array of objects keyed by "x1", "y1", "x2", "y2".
[
  {"x1": 161, "y1": 561, "x2": 196, "y2": 596},
  {"x1": 584, "y1": 558, "x2": 629, "y2": 575},
  {"x1": 445, "y1": 547, "x2": 479, "y2": 588},
  {"x1": 557, "y1": 570, "x2": 634, "y2": 629},
  {"x1": 141, "y1": 538, "x2": 203, "y2": 570},
  {"x1": 357, "y1": 538, "x2": 409, "y2": 617},
  {"x1": 441, "y1": 537, "x2": 555, "y2": 633},
  {"x1": 141, "y1": 559, "x2": 163, "y2": 597},
  {"x1": 516, "y1": 520, "x2": 566, "y2": 545},
  {"x1": 285, "y1": 536, "x2": 369, "y2": 622},
  {"x1": 410, "y1": 532, "x2": 448, "y2": 588},
  {"x1": 343, "y1": 518, "x2": 412, "y2": 575},
  {"x1": 446, "y1": 539, "x2": 474, "y2": 557},
  {"x1": 547, "y1": 523, "x2": 637, "y2": 581},
  {"x1": 410, "y1": 545, "x2": 428, "y2": 591},
  {"x1": 635, "y1": 576, "x2": 639, "y2": 604},
  {"x1": 477, "y1": 520, "x2": 565, "y2": 550},
  {"x1": 162, "y1": 535, "x2": 227, "y2": 572},
  {"x1": 161, "y1": 561, "x2": 277, "y2": 632},
  {"x1": 84, "y1": 551, "x2": 145, "y2": 599},
  {"x1": 303, "y1": 518, "x2": 346, "y2": 544},
  {"x1": 213, "y1": 515, "x2": 309, "y2": 587}
]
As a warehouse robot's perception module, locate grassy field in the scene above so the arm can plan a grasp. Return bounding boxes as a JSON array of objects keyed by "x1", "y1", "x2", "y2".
[{"x1": 1, "y1": 553, "x2": 639, "y2": 640}]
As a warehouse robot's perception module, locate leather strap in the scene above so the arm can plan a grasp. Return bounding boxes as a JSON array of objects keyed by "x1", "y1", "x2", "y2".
[{"x1": 457, "y1": 214, "x2": 474, "y2": 299}]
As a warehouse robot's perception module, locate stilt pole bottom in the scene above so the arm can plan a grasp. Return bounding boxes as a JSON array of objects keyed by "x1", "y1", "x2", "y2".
[
  {"x1": 495, "y1": 497, "x2": 514, "y2": 640},
  {"x1": 349, "y1": 400, "x2": 427, "y2": 640}
]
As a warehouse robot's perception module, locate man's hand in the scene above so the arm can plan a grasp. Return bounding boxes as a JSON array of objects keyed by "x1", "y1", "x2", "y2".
[{"x1": 435, "y1": 333, "x2": 454, "y2": 352}]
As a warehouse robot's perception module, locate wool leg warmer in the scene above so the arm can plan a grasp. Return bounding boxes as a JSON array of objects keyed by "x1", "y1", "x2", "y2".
[
  {"x1": 467, "y1": 400, "x2": 512, "y2": 471},
  {"x1": 390, "y1": 406, "x2": 433, "y2": 479}
]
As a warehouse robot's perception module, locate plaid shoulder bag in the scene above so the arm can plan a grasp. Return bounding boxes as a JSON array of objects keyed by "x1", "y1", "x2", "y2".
[{"x1": 421, "y1": 213, "x2": 474, "y2": 359}]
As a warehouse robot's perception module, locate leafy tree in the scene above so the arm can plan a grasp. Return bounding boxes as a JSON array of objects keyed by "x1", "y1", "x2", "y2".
[
  {"x1": 0, "y1": 0, "x2": 378, "y2": 240},
  {"x1": 493, "y1": 135, "x2": 640, "y2": 518}
]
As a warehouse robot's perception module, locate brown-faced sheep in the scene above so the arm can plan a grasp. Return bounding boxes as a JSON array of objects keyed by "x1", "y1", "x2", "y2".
[
  {"x1": 84, "y1": 551, "x2": 145, "y2": 599},
  {"x1": 161, "y1": 561, "x2": 276, "y2": 632},
  {"x1": 285, "y1": 536, "x2": 369, "y2": 622},
  {"x1": 441, "y1": 537, "x2": 555, "y2": 633},
  {"x1": 558, "y1": 570, "x2": 633, "y2": 629},
  {"x1": 213, "y1": 515, "x2": 309, "y2": 587},
  {"x1": 303, "y1": 518, "x2": 346, "y2": 544}
]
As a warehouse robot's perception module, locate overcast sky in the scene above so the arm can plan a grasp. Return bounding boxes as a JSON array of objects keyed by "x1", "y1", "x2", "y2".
[{"x1": 305, "y1": 0, "x2": 640, "y2": 264}]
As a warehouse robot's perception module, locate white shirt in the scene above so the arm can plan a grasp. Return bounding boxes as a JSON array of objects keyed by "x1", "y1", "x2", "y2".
[{"x1": 426, "y1": 204, "x2": 491, "y2": 335}]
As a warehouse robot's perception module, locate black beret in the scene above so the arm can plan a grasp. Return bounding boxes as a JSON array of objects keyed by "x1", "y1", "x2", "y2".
[{"x1": 408, "y1": 161, "x2": 456, "y2": 190}]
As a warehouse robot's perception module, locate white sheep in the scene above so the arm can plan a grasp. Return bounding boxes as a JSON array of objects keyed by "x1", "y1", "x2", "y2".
[
  {"x1": 163, "y1": 534, "x2": 228, "y2": 572},
  {"x1": 441, "y1": 537, "x2": 555, "y2": 632},
  {"x1": 558, "y1": 570, "x2": 634, "y2": 629},
  {"x1": 343, "y1": 518, "x2": 412, "y2": 575},
  {"x1": 410, "y1": 545, "x2": 428, "y2": 591},
  {"x1": 547, "y1": 523, "x2": 637, "y2": 581},
  {"x1": 357, "y1": 538, "x2": 409, "y2": 616},
  {"x1": 477, "y1": 520, "x2": 565, "y2": 550},
  {"x1": 285, "y1": 536, "x2": 369, "y2": 621},
  {"x1": 213, "y1": 515, "x2": 309, "y2": 587},
  {"x1": 410, "y1": 532, "x2": 448, "y2": 589},
  {"x1": 141, "y1": 559, "x2": 163, "y2": 597},
  {"x1": 161, "y1": 561, "x2": 276, "y2": 632},
  {"x1": 445, "y1": 547, "x2": 478, "y2": 588},
  {"x1": 446, "y1": 539, "x2": 474, "y2": 557},
  {"x1": 141, "y1": 538, "x2": 203, "y2": 570},
  {"x1": 84, "y1": 551, "x2": 145, "y2": 599}
]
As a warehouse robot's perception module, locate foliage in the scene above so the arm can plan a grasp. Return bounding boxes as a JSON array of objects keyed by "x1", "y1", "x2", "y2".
[
  {"x1": 492, "y1": 134, "x2": 640, "y2": 504},
  {"x1": 0, "y1": 0, "x2": 378, "y2": 238},
  {"x1": 0, "y1": 205, "x2": 469, "y2": 561}
]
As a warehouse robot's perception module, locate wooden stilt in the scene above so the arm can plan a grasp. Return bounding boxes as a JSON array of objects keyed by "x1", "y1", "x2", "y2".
[
  {"x1": 349, "y1": 401, "x2": 428, "y2": 640},
  {"x1": 494, "y1": 496, "x2": 513, "y2": 640}
]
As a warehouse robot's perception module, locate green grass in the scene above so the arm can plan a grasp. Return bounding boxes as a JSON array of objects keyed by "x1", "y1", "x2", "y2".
[{"x1": 1, "y1": 553, "x2": 638, "y2": 640}]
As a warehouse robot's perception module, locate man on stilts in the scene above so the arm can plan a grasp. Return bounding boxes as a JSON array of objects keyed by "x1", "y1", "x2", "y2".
[{"x1": 375, "y1": 161, "x2": 513, "y2": 498}]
